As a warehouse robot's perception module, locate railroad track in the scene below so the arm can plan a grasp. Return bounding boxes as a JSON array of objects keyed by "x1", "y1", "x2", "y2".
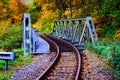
[{"x1": 37, "y1": 35, "x2": 81, "y2": 80}]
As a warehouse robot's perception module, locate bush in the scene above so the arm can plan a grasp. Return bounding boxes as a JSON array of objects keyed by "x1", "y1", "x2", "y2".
[
  {"x1": 101, "y1": 24, "x2": 117, "y2": 38},
  {"x1": 0, "y1": 60, "x2": 4, "y2": 70},
  {"x1": 0, "y1": 24, "x2": 22, "y2": 51},
  {"x1": 85, "y1": 39, "x2": 120, "y2": 79}
]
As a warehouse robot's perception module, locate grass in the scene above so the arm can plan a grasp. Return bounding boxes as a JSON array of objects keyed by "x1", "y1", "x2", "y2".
[{"x1": 0, "y1": 48, "x2": 34, "y2": 80}]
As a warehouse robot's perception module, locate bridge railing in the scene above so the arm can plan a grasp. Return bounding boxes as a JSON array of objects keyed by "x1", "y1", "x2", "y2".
[
  {"x1": 53, "y1": 17, "x2": 98, "y2": 49},
  {"x1": 31, "y1": 28, "x2": 39, "y2": 53}
]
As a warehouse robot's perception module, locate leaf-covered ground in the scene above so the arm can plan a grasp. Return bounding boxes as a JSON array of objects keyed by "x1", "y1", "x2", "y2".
[{"x1": 80, "y1": 50, "x2": 112, "y2": 80}]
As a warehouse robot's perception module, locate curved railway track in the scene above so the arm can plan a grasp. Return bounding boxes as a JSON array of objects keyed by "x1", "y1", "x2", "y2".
[
  {"x1": 37, "y1": 35, "x2": 81, "y2": 80},
  {"x1": 36, "y1": 35, "x2": 60, "y2": 79}
]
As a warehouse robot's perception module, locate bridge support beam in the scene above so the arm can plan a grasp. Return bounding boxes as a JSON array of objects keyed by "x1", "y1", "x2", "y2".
[{"x1": 22, "y1": 14, "x2": 31, "y2": 56}]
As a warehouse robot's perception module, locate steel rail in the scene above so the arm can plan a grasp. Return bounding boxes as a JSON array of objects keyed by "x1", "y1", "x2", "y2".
[
  {"x1": 48, "y1": 35, "x2": 81, "y2": 80},
  {"x1": 36, "y1": 36, "x2": 60, "y2": 80},
  {"x1": 37, "y1": 35, "x2": 81, "y2": 80}
]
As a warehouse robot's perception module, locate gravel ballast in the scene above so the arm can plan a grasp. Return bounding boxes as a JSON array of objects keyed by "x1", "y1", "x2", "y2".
[{"x1": 9, "y1": 52, "x2": 56, "y2": 80}]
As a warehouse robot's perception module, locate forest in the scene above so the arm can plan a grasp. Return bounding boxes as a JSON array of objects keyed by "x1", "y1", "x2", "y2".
[{"x1": 0, "y1": 0, "x2": 120, "y2": 79}]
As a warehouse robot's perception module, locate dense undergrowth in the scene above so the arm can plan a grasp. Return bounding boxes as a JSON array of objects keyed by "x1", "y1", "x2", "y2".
[
  {"x1": 0, "y1": 24, "x2": 22, "y2": 51},
  {"x1": 86, "y1": 38, "x2": 120, "y2": 79}
]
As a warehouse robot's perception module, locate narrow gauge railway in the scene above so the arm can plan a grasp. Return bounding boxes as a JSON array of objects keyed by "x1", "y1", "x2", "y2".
[{"x1": 37, "y1": 35, "x2": 81, "y2": 80}]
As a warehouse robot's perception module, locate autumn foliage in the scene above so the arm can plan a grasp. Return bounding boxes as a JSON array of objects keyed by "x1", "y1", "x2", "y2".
[
  {"x1": 29, "y1": 0, "x2": 120, "y2": 38},
  {"x1": 0, "y1": 0, "x2": 27, "y2": 51},
  {"x1": 0, "y1": 0, "x2": 120, "y2": 50}
]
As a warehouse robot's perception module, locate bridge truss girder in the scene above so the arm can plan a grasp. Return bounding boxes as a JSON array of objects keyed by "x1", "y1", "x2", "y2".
[{"x1": 53, "y1": 17, "x2": 98, "y2": 49}]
